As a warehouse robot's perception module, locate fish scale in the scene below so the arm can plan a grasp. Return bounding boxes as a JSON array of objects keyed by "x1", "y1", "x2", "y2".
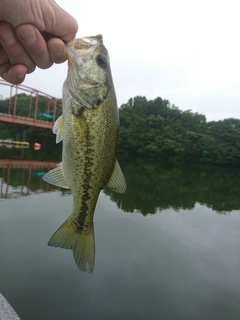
[{"x1": 43, "y1": 35, "x2": 126, "y2": 273}]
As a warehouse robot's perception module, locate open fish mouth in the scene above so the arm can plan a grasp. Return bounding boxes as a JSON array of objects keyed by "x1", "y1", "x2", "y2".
[
  {"x1": 82, "y1": 34, "x2": 103, "y2": 45},
  {"x1": 66, "y1": 35, "x2": 104, "y2": 67},
  {"x1": 67, "y1": 34, "x2": 103, "y2": 51}
]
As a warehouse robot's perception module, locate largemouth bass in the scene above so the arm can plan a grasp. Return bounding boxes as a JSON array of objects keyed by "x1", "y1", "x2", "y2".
[{"x1": 43, "y1": 35, "x2": 126, "y2": 273}]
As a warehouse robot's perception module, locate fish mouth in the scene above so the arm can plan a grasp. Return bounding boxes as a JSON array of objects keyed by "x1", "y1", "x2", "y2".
[
  {"x1": 81, "y1": 34, "x2": 103, "y2": 46},
  {"x1": 67, "y1": 34, "x2": 103, "y2": 52},
  {"x1": 64, "y1": 35, "x2": 106, "y2": 106},
  {"x1": 66, "y1": 35, "x2": 104, "y2": 69}
]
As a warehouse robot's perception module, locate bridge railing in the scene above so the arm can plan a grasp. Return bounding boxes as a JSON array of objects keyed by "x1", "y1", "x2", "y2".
[
  {"x1": 0, "y1": 79, "x2": 62, "y2": 126},
  {"x1": 0, "y1": 159, "x2": 60, "y2": 198}
]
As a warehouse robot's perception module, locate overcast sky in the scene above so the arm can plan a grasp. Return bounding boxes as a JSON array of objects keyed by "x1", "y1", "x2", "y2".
[{"x1": 2, "y1": 0, "x2": 240, "y2": 121}]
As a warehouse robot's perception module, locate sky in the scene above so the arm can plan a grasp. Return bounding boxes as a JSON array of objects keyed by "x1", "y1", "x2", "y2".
[{"x1": 1, "y1": 0, "x2": 240, "y2": 121}]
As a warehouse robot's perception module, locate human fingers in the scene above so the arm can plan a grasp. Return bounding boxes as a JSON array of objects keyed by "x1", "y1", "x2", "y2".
[
  {"x1": 0, "y1": 48, "x2": 27, "y2": 84},
  {"x1": 16, "y1": 24, "x2": 53, "y2": 69},
  {"x1": 47, "y1": 37, "x2": 67, "y2": 64},
  {"x1": 40, "y1": 0, "x2": 78, "y2": 41},
  {"x1": 0, "y1": 22, "x2": 36, "y2": 74},
  {"x1": 1, "y1": 0, "x2": 78, "y2": 41}
]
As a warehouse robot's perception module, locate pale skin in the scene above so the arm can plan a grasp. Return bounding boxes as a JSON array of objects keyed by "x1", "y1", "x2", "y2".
[{"x1": 0, "y1": 0, "x2": 78, "y2": 84}]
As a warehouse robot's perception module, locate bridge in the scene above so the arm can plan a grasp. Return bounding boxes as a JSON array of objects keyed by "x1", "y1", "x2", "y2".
[
  {"x1": 0, "y1": 159, "x2": 59, "y2": 198},
  {"x1": 0, "y1": 79, "x2": 62, "y2": 129}
]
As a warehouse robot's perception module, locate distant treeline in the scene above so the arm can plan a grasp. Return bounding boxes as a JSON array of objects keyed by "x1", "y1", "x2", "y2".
[
  {"x1": 1, "y1": 94, "x2": 240, "y2": 166},
  {"x1": 118, "y1": 96, "x2": 240, "y2": 166}
]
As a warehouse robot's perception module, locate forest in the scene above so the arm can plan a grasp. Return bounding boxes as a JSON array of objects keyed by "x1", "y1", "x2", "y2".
[
  {"x1": 1, "y1": 94, "x2": 240, "y2": 166},
  {"x1": 118, "y1": 96, "x2": 240, "y2": 166}
]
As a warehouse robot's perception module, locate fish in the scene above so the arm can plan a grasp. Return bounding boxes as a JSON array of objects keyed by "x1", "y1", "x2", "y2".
[{"x1": 43, "y1": 35, "x2": 126, "y2": 273}]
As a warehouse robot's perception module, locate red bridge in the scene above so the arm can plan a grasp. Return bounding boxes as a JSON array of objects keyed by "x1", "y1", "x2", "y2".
[{"x1": 0, "y1": 79, "x2": 62, "y2": 129}]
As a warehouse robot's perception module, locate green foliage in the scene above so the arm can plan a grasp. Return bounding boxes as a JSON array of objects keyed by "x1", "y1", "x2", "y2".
[
  {"x1": 118, "y1": 96, "x2": 240, "y2": 166},
  {"x1": 1, "y1": 93, "x2": 240, "y2": 166}
]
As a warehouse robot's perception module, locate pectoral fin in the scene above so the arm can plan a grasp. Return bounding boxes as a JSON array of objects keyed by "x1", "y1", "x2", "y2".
[
  {"x1": 53, "y1": 115, "x2": 64, "y2": 143},
  {"x1": 43, "y1": 162, "x2": 70, "y2": 189},
  {"x1": 106, "y1": 160, "x2": 126, "y2": 193}
]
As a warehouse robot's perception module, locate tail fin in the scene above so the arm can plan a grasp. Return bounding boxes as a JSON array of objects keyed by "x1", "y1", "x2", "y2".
[{"x1": 48, "y1": 219, "x2": 95, "y2": 273}]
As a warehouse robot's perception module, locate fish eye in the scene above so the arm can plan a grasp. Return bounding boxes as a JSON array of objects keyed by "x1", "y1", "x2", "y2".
[{"x1": 96, "y1": 54, "x2": 108, "y2": 68}]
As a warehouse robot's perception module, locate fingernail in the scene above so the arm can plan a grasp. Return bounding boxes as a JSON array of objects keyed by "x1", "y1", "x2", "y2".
[
  {"x1": 18, "y1": 25, "x2": 37, "y2": 45},
  {"x1": 0, "y1": 26, "x2": 16, "y2": 45},
  {"x1": 51, "y1": 42, "x2": 63, "y2": 57},
  {"x1": 17, "y1": 72, "x2": 25, "y2": 80}
]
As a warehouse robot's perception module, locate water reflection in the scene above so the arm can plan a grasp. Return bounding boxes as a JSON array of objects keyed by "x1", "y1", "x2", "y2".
[
  {"x1": 0, "y1": 159, "x2": 58, "y2": 198},
  {"x1": 104, "y1": 158, "x2": 240, "y2": 215},
  {"x1": 2, "y1": 149, "x2": 240, "y2": 215},
  {"x1": 1, "y1": 153, "x2": 240, "y2": 319}
]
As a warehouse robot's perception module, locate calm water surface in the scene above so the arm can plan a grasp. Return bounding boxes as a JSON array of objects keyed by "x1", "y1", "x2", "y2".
[{"x1": 0, "y1": 149, "x2": 240, "y2": 320}]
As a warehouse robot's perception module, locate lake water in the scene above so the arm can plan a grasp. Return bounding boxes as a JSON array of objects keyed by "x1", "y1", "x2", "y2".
[{"x1": 1, "y1": 148, "x2": 240, "y2": 320}]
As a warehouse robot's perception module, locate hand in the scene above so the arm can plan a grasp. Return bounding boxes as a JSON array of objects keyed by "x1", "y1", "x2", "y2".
[{"x1": 0, "y1": 0, "x2": 78, "y2": 84}]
